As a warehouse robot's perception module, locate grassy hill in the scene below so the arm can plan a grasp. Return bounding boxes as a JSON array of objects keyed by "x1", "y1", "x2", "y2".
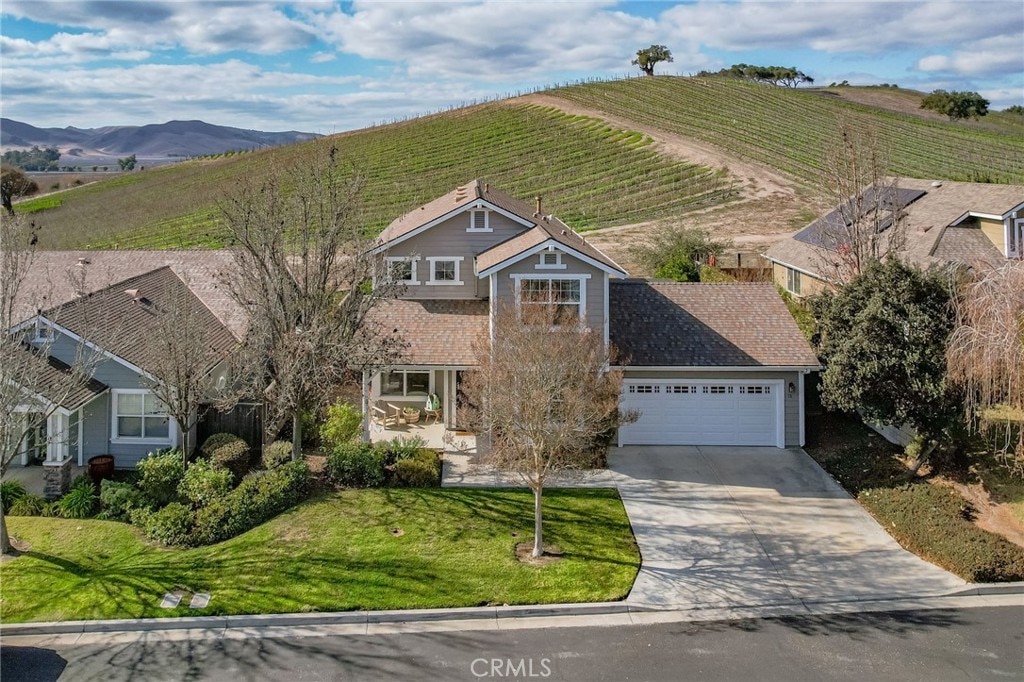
[
  {"x1": 547, "y1": 77, "x2": 1024, "y2": 185},
  {"x1": 17, "y1": 77, "x2": 1023, "y2": 250}
]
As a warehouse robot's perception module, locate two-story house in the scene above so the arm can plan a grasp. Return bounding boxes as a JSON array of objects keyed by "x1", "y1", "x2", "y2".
[
  {"x1": 764, "y1": 179, "x2": 1024, "y2": 298},
  {"x1": 369, "y1": 181, "x2": 819, "y2": 449}
]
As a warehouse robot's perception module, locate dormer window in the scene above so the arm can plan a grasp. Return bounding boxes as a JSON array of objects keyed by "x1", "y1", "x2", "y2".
[
  {"x1": 536, "y1": 250, "x2": 565, "y2": 269},
  {"x1": 468, "y1": 210, "x2": 490, "y2": 232},
  {"x1": 32, "y1": 318, "x2": 53, "y2": 344}
]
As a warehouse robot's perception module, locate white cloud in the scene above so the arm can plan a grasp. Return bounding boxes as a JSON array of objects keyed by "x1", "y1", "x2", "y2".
[
  {"x1": 310, "y1": 51, "x2": 337, "y2": 64},
  {"x1": 917, "y1": 35, "x2": 1024, "y2": 76}
]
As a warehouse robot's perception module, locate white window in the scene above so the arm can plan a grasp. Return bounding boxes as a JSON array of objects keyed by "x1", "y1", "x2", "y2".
[
  {"x1": 32, "y1": 318, "x2": 53, "y2": 344},
  {"x1": 113, "y1": 390, "x2": 171, "y2": 441},
  {"x1": 382, "y1": 370, "x2": 430, "y2": 397},
  {"x1": 386, "y1": 257, "x2": 419, "y2": 284},
  {"x1": 703, "y1": 385, "x2": 732, "y2": 394},
  {"x1": 426, "y1": 257, "x2": 463, "y2": 285},
  {"x1": 536, "y1": 251, "x2": 565, "y2": 269},
  {"x1": 518, "y1": 277, "x2": 584, "y2": 323},
  {"x1": 1010, "y1": 217, "x2": 1023, "y2": 258},
  {"x1": 628, "y1": 385, "x2": 658, "y2": 394},
  {"x1": 467, "y1": 210, "x2": 490, "y2": 232},
  {"x1": 786, "y1": 267, "x2": 802, "y2": 296}
]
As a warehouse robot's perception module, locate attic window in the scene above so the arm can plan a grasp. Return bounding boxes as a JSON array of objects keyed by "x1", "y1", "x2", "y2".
[
  {"x1": 536, "y1": 251, "x2": 565, "y2": 269},
  {"x1": 468, "y1": 210, "x2": 490, "y2": 232}
]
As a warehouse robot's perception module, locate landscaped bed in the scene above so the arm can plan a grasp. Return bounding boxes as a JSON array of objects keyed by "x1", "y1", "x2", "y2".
[
  {"x1": 0, "y1": 488, "x2": 639, "y2": 623},
  {"x1": 805, "y1": 412, "x2": 1024, "y2": 583}
]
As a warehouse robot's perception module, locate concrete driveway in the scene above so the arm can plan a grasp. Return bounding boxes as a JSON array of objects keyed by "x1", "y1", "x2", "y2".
[{"x1": 611, "y1": 446, "x2": 966, "y2": 610}]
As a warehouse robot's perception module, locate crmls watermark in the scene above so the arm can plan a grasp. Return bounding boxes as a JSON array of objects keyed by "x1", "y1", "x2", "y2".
[{"x1": 470, "y1": 657, "x2": 553, "y2": 679}]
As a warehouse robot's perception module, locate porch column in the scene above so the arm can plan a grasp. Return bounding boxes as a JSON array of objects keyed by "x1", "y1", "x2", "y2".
[
  {"x1": 20, "y1": 415, "x2": 30, "y2": 466},
  {"x1": 361, "y1": 370, "x2": 371, "y2": 442},
  {"x1": 46, "y1": 412, "x2": 71, "y2": 462}
]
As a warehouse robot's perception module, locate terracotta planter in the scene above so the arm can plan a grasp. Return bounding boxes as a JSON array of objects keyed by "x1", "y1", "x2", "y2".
[{"x1": 87, "y1": 454, "x2": 115, "y2": 482}]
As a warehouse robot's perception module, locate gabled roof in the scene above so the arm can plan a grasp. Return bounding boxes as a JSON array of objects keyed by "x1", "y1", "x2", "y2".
[
  {"x1": 765, "y1": 179, "x2": 1023, "y2": 276},
  {"x1": 42, "y1": 266, "x2": 237, "y2": 380},
  {"x1": 366, "y1": 299, "x2": 487, "y2": 366},
  {"x1": 609, "y1": 281, "x2": 819, "y2": 368},
  {"x1": 14, "y1": 344, "x2": 108, "y2": 411}
]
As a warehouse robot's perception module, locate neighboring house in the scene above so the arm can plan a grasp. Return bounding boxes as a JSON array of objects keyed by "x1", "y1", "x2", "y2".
[
  {"x1": 8, "y1": 252, "x2": 241, "y2": 473},
  {"x1": 764, "y1": 179, "x2": 1024, "y2": 297},
  {"x1": 370, "y1": 180, "x2": 819, "y2": 448}
]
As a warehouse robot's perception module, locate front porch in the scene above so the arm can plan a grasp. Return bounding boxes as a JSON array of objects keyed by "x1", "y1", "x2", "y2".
[
  {"x1": 369, "y1": 419, "x2": 478, "y2": 454},
  {"x1": 3, "y1": 459, "x2": 86, "y2": 498}
]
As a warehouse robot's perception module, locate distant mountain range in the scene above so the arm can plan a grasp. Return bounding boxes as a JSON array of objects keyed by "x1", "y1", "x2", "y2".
[{"x1": 0, "y1": 118, "x2": 321, "y2": 165}]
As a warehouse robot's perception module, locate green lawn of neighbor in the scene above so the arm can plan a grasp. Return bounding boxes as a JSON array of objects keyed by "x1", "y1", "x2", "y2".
[{"x1": 0, "y1": 488, "x2": 639, "y2": 623}]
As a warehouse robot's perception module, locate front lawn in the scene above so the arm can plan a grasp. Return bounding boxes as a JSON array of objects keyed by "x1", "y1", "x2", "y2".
[
  {"x1": 805, "y1": 412, "x2": 1024, "y2": 582},
  {"x1": 0, "y1": 488, "x2": 639, "y2": 623}
]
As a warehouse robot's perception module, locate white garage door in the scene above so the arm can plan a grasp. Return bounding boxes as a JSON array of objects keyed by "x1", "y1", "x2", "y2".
[{"x1": 618, "y1": 380, "x2": 783, "y2": 447}]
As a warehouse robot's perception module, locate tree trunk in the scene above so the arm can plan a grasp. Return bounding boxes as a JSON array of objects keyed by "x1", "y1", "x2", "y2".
[
  {"x1": 1, "y1": 510, "x2": 10, "y2": 555},
  {"x1": 291, "y1": 411, "x2": 302, "y2": 462},
  {"x1": 532, "y1": 486, "x2": 543, "y2": 558},
  {"x1": 909, "y1": 440, "x2": 937, "y2": 475}
]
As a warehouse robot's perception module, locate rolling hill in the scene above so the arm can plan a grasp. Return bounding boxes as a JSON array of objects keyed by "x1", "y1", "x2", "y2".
[{"x1": 13, "y1": 77, "x2": 1024, "y2": 251}]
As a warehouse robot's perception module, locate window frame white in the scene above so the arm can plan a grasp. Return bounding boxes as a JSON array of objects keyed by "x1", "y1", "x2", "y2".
[
  {"x1": 786, "y1": 267, "x2": 802, "y2": 296},
  {"x1": 380, "y1": 369, "x2": 433, "y2": 397},
  {"x1": 385, "y1": 256, "x2": 420, "y2": 285},
  {"x1": 467, "y1": 209, "x2": 491, "y2": 233},
  {"x1": 425, "y1": 256, "x2": 464, "y2": 286},
  {"x1": 1009, "y1": 217, "x2": 1022, "y2": 259},
  {"x1": 110, "y1": 388, "x2": 175, "y2": 445},
  {"x1": 511, "y1": 274, "x2": 589, "y2": 325},
  {"x1": 536, "y1": 250, "x2": 566, "y2": 270}
]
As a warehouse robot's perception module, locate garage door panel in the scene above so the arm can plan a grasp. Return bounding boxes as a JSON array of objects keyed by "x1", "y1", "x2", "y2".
[{"x1": 620, "y1": 380, "x2": 781, "y2": 447}]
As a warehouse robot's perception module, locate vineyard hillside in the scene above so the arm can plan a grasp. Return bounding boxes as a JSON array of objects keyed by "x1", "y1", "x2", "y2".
[{"x1": 15, "y1": 77, "x2": 1023, "y2": 251}]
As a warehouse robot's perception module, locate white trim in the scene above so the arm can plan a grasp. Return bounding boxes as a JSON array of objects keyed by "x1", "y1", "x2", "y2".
[
  {"x1": 385, "y1": 256, "x2": 420, "y2": 285},
  {"x1": 22, "y1": 316, "x2": 161, "y2": 384},
  {"x1": 110, "y1": 388, "x2": 176, "y2": 445},
  {"x1": 535, "y1": 250, "x2": 566, "y2": 270},
  {"x1": 1008, "y1": 216, "x2": 1023, "y2": 259},
  {"x1": 489, "y1": 273, "x2": 497, "y2": 344},
  {"x1": 478, "y1": 238, "x2": 625, "y2": 278},
  {"x1": 510, "y1": 273, "x2": 589, "y2": 323},
  {"x1": 378, "y1": 368, "x2": 434, "y2": 398},
  {"x1": 612, "y1": 365, "x2": 821, "y2": 372},
  {"x1": 763, "y1": 257, "x2": 827, "y2": 283},
  {"x1": 425, "y1": 256, "x2": 464, "y2": 286},
  {"x1": 798, "y1": 372, "x2": 806, "y2": 447},
  {"x1": 467, "y1": 209, "x2": 491, "y2": 233},
  {"x1": 76, "y1": 406, "x2": 84, "y2": 466},
  {"x1": 371, "y1": 198, "x2": 533, "y2": 254},
  {"x1": 785, "y1": 266, "x2": 802, "y2": 296},
  {"x1": 603, "y1": 272, "x2": 610, "y2": 350}
]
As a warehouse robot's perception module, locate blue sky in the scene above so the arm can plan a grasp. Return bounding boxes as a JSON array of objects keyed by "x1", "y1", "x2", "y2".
[{"x1": 1, "y1": 1, "x2": 1021, "y2": 133}]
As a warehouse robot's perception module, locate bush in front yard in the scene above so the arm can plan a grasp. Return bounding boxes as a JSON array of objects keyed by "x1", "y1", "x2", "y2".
[
  {"x1": 319, "y1": 402, "x2": 363, "y2": 450},
  {"x1": 136, "y1": 449, "x2": 185, "y2": 506},
  {"x1": 389, "y1": 450, "x2": 441, "y2": 487},
  {"x1": 200, "y1": 432, "x2": 241, "y2": 458},
  {"x1": 178, "y1": 459, "x2": 233, "y2": 507},
  {"x1": 860, "y1": 482, "x2": 1024, "y2": 582},
  {"x1": 325, "y1": 442, "x2": 385, "y2": 488},
  {"x1": 8, "y1": 493, "x2": 46, "y2": 517},
  {"x1": 377, "y1": 436, "x2": 427, "y2": 467},
  {"x1": 211, "y1": 439, "x2": 250, "y2": 480},
  {"x1": 191, "y1": 461, "x2": 310, "y2": 545},
  {"x1": 97, "y1": 480, "x2": 150, "y2": 522},
  {"x1": 140, "y1": 502, "x2": 195, "y2": 546},
  {"x1": 262, "y1": 440, "x2": 294, "y2": 469},
  {"x1": 55, "y1": 476, "x2": 99, "y2": 519},
  {"x1": 1, "y1": 480, "x2": 27, "y2": 514}
]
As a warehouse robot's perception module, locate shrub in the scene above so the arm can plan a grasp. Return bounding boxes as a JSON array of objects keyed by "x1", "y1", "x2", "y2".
[
  {"x1": 70, "y1": 475, "x2": 95, "y2": 494},
  {"x1": 142, "y1": 502, "x2": 195, "y2": 546},
  {"x1": 390, "y1": 450, "x2": 441, "y2": 487},
  {"x1": 698, "y1": 265, "x2": 736, "y2": 283},
  {"x1": 319, "y1": 402, "x2": 363, "y2": 450},
  {"x1": 262, "y1": 440, "x2": 294, "y2": 469},
  {"x1": 201, "y1": 432, "x2": 241, "y2": 458},
  {"x1": 98, "y1": 480, "x2": 150, "y2": 522},
  {"x1": 136, "y1": 449, "x2": 185, "y2": 507},
  {"x1": 654, "y1": 253, "x2": 699, "y2": 282},
  {"x1": 178, "y1": 459, "x2": 233, "y2": 507},
  {"x1": 325, "y1": 442, "x2": 385, "y2": 488},
  {"x1": 377, "y1": 436, "x2": 427, "y2": 467},
  {"x1": 9, "y1": 494, "x2": 46, "y2": 516},
  {"x1": 56, "y1": 484, "x2": 98, "y2": 519},
  {"x1": 211, "y1": 440, "x2": 250, "y2": 480},
  {"x1": 1, "y1": 480, "x2": 27, "y2": 514},
  {"x1": 191, "y1": 462, "x2": 310, "y2": 545}
]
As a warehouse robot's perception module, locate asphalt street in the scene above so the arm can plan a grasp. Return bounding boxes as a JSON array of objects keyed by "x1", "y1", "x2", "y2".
[{"x1": 3, "y1": 606, "x2": 1022, "y2": 682}]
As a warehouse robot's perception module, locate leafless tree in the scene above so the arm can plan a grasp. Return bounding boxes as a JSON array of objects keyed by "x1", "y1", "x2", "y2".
[
  {"x1": 947, "y1": 261, "x2": 1024, "y2": 472},
  {"x1": 816, "y1": 120, "x2": 907, "y2": 283},
  {"x1": 218, "y1": 145, "x2": 402, "y2": 460},
  {"x1": 459, "y1": 305, "x2": 633, "y2": 558},
  {"x1": 0, "y1": 217, "x2": 102, "y2": 553}
]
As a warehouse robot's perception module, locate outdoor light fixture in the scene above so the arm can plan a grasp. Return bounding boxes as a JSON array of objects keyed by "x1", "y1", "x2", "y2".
[{"x1": 788, "y1": 381, "x2": 796, "y2": 396}]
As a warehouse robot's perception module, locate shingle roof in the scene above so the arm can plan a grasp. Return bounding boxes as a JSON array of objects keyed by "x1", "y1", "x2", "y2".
[
  {"x1": 765, "y1": 179, "x2": 1023, "y2": 276},
  {"x1": 44, "y1": 266, "x2": 237, "y2": 379},
  {"x1": 11, "y1": 250, "x2": 245, "y2": 338},
  {"x1": 16, "y1": 344, "x2": 108, "y2": 410},
  {"x1": 367, "y1": 298, "x2": 488, "y2": 366},
  {"x1": 930, "y1": 225, "x2": 1005, "y2": 268},
  {"x1": 378, "y1": 179, "x2": 625, "y2": 275},
  {"x1": 609, "y1": 281, "x2": 819, "y2": 367}
]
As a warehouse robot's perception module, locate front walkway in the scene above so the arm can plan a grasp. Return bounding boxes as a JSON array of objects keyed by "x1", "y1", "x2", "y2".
[{"x1": 3, "y1": 460, "x2": 86, "y2": 497}]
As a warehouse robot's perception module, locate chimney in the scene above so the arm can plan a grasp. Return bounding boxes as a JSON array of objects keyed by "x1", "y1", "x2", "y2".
[
  {"x1": 124, "y1": 288, "x2": 143, "y2": 303},
  {"x1": 534, "y1": 196, "x2": 542, "y2": 217}
]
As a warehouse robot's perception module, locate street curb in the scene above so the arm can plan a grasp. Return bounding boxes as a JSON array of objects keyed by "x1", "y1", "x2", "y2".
[{"x1": 941, "y1": 581, "x2": 1024, "y2": 597}]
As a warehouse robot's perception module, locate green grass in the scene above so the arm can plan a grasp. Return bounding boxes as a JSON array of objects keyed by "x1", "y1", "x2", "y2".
[
  {"x1": 20, "y1": 103, "x2": 732, "y2": 250},
  {"x1": 0, "y1": 488, "x2": 640, "y2": 623},
  {"x1": 549, "y1": 78, "x2": 1024, "y2": 185},
  {"x1": 15, "y1": 194, "x2": 64, "y2": 213},
  {"x1": 804, "y1": 412, "x2": 1024, "y2": 582}
]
